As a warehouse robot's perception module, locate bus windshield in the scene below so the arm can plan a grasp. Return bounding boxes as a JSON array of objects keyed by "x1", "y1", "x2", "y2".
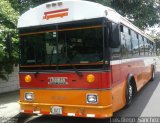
[{"x1": 20, "y1": 19, "x2": 108, "y2": 70}]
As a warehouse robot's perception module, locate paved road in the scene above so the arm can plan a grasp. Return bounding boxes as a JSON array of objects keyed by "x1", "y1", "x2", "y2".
[{"x1": 0, "y1": 67, "x2": 160, "y2": 123}]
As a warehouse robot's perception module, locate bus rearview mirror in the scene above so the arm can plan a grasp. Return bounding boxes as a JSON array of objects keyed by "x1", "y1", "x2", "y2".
[{"x1": 110, "y1": 25, "x2": 120, "y2": 48}]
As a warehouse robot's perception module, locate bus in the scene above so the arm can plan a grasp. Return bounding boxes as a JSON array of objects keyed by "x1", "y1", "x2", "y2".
[{"x1": 18, "y1": 0, "x2": 156, "y2": 118}]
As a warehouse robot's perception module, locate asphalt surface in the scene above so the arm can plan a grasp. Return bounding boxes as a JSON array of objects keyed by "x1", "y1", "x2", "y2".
[{"x1": 0, "y1": 64, "x2": 160, "y2": 123}]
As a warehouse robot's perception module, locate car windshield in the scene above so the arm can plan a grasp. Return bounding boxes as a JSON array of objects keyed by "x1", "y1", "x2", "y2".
[{"x1": 20, "y1": 19, "x2": 108, "y2": 70}]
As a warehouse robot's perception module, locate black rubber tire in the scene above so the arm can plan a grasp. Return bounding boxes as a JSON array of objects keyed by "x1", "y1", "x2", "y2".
[
  {"x1": 125, "y1": 81, "x2": 133, "y2": 107},
  {"x1": 151, "y1": 66, "x2": 155, "y2": 81}
]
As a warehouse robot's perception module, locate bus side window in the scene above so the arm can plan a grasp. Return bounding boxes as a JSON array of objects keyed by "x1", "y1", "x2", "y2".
[
  {"x1": 148, "y1": 40, "x2": 152, "y2": 56},
  {"x1": 121, "y1": 25, "x2": 127, "y2": 58},
  {"x1": 121, "y1": 25, "x2": 132, "y2": 58},
  {"x1": 139, "y1": 35, "x2": 144, "y2": 56},
  {"x1": 131, "y1": 30, "x2": 139, "y2": 57},
  {"x1": 153, "y1": 43, "x2": 156, "y2": 56},
  {"x1": 120, "y1": 25, "x2": 123, "y2": 32},
  {"x1": 144, "y1": 37, "x2": 149, "y2": 56}
]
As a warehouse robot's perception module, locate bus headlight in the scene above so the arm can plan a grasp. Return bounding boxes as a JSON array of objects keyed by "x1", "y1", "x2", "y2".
[
  {"x1": 25, "y1": 92, "x2": 34, "y2": 101},
  {"x1": 86, "y1": 94, "x2": 98, "y2": 104}
]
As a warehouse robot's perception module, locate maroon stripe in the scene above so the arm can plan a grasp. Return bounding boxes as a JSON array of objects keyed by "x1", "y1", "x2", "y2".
[
  {"x1": 19, "y1": 72, "x2": 111, "y2": 89},
  {"x1": 44, "y1": 8, "x2": 68, "y2": 15}
]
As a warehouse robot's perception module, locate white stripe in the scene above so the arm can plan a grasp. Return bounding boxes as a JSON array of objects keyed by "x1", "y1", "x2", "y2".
[
  {"x1": 37, "y1": 114, "x2": 42, "y2": 116},
  {"x1": 110, "y1": 60, "x2": 121, "y2": 65},
  {"x1": 33, "y1": 111, "x2": 40, "y2": 114},
  {"x1": 110, "y1": 56, "x2": 156, "y2": 65},
  {"x1": 67, "y1": 113, "x2": 75, "y2": 116},
  {"x1": 86, "y1": 114, "x2": 95, "y2": 117},
  {"x1": 20, "y1": 110, "x2": 24, "y2": 113}
]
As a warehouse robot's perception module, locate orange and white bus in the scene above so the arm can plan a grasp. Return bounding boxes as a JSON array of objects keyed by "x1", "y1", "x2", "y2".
[{"x1": 18, "y1": 0, "x2": 156, "y2": 118}]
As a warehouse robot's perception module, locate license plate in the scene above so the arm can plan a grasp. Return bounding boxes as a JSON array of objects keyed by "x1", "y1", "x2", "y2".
[{"x1": 51, "y1": 106, "x2": 62, "y2": 115}]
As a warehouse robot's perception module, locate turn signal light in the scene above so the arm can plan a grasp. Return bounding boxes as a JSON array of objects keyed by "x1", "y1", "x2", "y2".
[
  {"x1": 25, "y1": 75, "x2": 32, "y2": 83},
  {"x1": 87, "y1": 74, "x2": 95, "y2": 83}
]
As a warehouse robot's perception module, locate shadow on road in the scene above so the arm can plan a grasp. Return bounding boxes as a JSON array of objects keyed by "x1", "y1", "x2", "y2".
[
  {"x1": 16, "y1": 115, "x2": 110, "y2": 123},
  {"x1": 15, "y1": 72, "x2": 160, "y2": 123}
]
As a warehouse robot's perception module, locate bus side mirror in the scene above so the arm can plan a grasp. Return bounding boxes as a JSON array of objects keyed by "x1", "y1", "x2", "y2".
[{"x1": 110, "y1": 25, "x2": 120, "y2": 48}]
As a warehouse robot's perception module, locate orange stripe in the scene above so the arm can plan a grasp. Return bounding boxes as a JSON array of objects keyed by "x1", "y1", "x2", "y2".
[
  {"x1": 44, "y1": 8, "x2": 68, "y2": 15},
  {"x1": 20, "y1": 62, "x2": 105, "y2": 68},
  {"x1": 20, "y1": 25, "x2": 102, "y2": 36}
]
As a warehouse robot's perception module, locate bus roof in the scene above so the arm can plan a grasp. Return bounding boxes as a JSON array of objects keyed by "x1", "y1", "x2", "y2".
[{"x1": 17, "y1": 0, "x2": 154, "y2": 42}]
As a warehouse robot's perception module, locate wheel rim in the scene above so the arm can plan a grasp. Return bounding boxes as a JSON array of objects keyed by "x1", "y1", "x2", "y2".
[{"x1": 128, "y1": 85, "x2": 132, "y2": 101}]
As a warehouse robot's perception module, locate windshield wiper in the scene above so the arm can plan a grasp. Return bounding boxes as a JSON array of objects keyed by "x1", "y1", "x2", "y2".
[{"x1": 66, "y1": 56, "x2": 83, "y2": 77}]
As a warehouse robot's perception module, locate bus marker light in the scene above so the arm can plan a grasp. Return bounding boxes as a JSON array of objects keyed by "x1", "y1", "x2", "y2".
[
  {"x1": 58, "y1": 2, "x2": 63, "y2": 6},
  {"x1": 105, "y1": 10, "x2": 108, "y2": 16},
  {"x1": 52, "y1": 3, "x2": 56, "y2": 7},
  {"x1": 46, "y1": 4, "x2": 51, "y2": 8},
  {"x1": 24, "y1": 75, "x2": 32, "y2": 83},
  {"x1": 87, "y1": 74, "x2": 95, "y2": 83}
]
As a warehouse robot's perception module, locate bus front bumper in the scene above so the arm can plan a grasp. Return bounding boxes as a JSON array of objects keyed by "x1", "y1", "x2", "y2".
[
  {"x1": 19, "y1": 89, "x2": 113, "y2": 118},
  {"x1": 19, "y1": 102, "x2": 112, "y2": 118}
]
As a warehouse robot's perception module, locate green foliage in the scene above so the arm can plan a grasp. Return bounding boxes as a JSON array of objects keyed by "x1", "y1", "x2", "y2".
[
  {"x1": 0, "y1": 0, "x2": 19, "y2": 27},
  {"x1": 89, "y1": 0, "x2": 160, "y2": 30},
  {"x1": 0, "y1": 29, "x2": 19, "y2": 80},
  {"x1": 0, "y1": 0, "x2": 19, "y2": 80},
  {"x1": 89, "y1": 0, "x2": 112, "y2": 6},
  {"x1": 112, "y1": 0, "x2": 159, "y2": 29}
]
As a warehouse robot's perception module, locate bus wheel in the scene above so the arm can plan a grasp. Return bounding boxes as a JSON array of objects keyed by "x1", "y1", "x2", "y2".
[
  {"x1": 151, "y1": 65, "x2": 155, "y2": 81},
  {"x1": 125, "y1": 81, "x2": 133, "y2": 107}
]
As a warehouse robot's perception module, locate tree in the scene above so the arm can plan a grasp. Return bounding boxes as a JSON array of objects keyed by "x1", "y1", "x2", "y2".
[
  {"x1": 112, "y1": 0, "x2": 160, "y2": 29},
  {"x1": 89, "y1": 0, "x2": 160, "y2": 30},
  {"x1": 0, "y1": 0, "x2": 19, "y2": 80}
]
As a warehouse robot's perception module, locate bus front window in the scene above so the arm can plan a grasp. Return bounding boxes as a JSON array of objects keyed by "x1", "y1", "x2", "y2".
[
  {"x1": 57, "y1": 27, "x2": 103, "y2": 65},
  {"x1": 20, "y1": 22, "x2": 106, "y2": 70}
]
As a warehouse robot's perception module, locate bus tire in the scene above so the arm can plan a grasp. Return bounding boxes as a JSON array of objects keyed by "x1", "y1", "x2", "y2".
[
  {"x1": 125, "y1": 75, "x2": 136, "y2": 108},
  {"x1": 151, "y1": 65, "x2": 155, "y2": 81}
]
